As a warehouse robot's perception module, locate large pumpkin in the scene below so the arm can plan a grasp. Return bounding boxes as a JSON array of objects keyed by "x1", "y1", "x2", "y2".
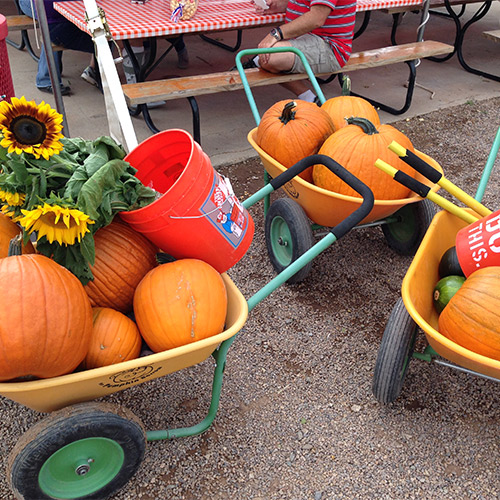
[
  {"x1": 321, "y1": 76, "x2": 380, "y2": 131},
  {"x1": 0, "y1": 237, "x2": 93, "y2": 381},
  {"x1": 134, "y1": 258, "x2": 227, "y2": 352},
  {"x1": 438, "y1": 266, "x2": 500, "y2": 360},
  {"x1": 81, "y1": 307, "x2": 142, "y2": 369},
  {"x1": 0, "y1": 213, "x2": 35, "y2": 257},
  {"x1": 85, "y1": 220, "x2": 158, "y2": 313},
  {"x1": 256, "y1": 99, "x2": 335, "y2": 183},
  {"x1": 312, "y1": 117, "x2": 416, "y2": 200}
]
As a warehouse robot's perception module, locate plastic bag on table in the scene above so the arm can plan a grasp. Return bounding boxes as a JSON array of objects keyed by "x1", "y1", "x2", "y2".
[{"x1": 170, "y1": 0, "x2": 199, "y2": 21}]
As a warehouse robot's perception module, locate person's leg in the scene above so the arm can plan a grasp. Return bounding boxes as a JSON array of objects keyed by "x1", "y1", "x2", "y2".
[
  {"x1": 120, "y1": 39, "x2": 165, "y2": 107},
  {"x1": 35, "y1": 45, "x2": 65, "y2": 90},
  {"x1": 167, "y1": 35, "x2": 189, "y2": 69},
  {"x1": 19, "y1": 0, "x2": 68, "y2": 93},
  {"x1": 260, "y1": 35, "x2": 341, "y2": 101},
  {"x1": 50, "y1": 22, "x2": 95, "y2": 54}
]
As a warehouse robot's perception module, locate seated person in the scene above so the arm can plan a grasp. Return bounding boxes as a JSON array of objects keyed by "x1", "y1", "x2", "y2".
[
  {"x1": 251, "y1": 0, "x2": 356, "y2": 103},
  {"x1": 19, "y1": 0, "x2": 98, "y2": 95}
]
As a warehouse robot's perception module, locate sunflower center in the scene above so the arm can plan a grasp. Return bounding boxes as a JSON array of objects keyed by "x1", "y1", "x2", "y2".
[
  {"x1": 11, "y1": 115, "x2": 47, "y2": 146},
  {"x1": 42, "y1": 212, "x2": 73, "y2": 228}
]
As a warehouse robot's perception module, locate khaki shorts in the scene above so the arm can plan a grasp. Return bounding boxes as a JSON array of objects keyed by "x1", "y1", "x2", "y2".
[{"x1": 288, "y1": 34, "x2": 341, "y2": 74}]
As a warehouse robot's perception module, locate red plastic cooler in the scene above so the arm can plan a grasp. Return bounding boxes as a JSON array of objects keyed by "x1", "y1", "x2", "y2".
[{"x1": 0, "y1": 14, "x2": 15, "y2": 100}]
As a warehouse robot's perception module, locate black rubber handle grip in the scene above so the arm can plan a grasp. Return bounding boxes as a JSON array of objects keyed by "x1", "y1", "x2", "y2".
[
  {"x1": 394, "y1": 170, "x2": 431, "y2": 198},
  {"x1": 270, "y1": 154, "x2": 374, "y2": 239},
  {"x1": 399, "y1": 149, "x2": 442, "y2": 184}
]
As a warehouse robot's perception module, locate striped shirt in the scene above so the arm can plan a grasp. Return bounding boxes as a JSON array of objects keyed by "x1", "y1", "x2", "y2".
[{"x1": 285, "y1": 0, "x2": 357, "y2": 66}]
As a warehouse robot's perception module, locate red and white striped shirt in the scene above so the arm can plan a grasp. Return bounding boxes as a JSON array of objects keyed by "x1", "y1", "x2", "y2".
[{"x1": 285, "y1": 0, "x2": 356, "y2": 67}]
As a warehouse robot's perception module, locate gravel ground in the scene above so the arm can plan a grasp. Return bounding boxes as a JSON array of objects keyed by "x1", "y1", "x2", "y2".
[{"x1": 1, "y1": 97, "x2": 499, "y2": 500}]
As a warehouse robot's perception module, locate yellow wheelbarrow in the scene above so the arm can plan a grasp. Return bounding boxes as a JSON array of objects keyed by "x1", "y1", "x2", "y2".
[
  {"x1": 372, "y1": 126, "x2": 500, "y2": 403},
  {"x1": 237, "y1": 47, "x2": 443, "y2": 283},
  {"x1": 2, "y1": 154, "x2": 374, "y2": 499}
]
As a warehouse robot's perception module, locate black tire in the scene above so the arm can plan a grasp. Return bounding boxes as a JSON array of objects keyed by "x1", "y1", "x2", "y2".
[
  {"x1": 265, "y1": 198, "x2": 315, "y2": 284},
  {"x1": 382, "y1": 199, "x2": 435, "y2": 256},
  {"x1": 372, "y1": 298, "x2": 419, "y2": 404},
  {"x1": 7, "y1": 402, "x2": 146, "y2": 500}
]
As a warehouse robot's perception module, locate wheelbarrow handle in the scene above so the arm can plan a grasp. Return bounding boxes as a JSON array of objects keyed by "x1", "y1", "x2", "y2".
[
  {"x1": 375, "y1": 159, "x2": 479, "y2": 224},
  {"x1": 389, "y1": 141, "x2": 443, "y2": 183},
  {"x1": 270, "y1": 154, "x2": 375, "y2": 238},
  {"x1": 388, "y1": 141, "x2": 492, "y2": 217}
]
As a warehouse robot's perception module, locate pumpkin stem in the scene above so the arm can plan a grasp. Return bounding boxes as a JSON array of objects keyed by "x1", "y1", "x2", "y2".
[
  {"x1": 341, "y1": 76, "x2": 352, "y2": 96},
  {"x1": 345, "y1": 116, "x2": 379, "y2": 135},
  {"x1": 280, "y1": 101, "x2": 297, "y2": 125},
  {"x1": 8, "y1": 234, "x2": 23, "y2": 256},
  {"x1": 156, "y1": 252, "x2": 177, "y2": 264}
]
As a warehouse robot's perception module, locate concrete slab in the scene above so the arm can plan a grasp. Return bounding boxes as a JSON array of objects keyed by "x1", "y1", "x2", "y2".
[{"x1": 3, "y1": 0, "x2": 500, "y2": 167}]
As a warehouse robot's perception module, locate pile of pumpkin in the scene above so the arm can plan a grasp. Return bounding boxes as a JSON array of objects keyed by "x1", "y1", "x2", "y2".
[
  {"x1": 433, "y1": 247, "x2": 500, "y2": 361},
  {"x1": 256, "y1": 80, "x2": 418, "y2": 201},
  {"x1": 0, "y1": 215, "x2": 228, "y2": 382}
]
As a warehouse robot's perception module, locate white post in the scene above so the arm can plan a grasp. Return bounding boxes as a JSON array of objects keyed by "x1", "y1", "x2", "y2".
[{"x1": 82, "y1": 0, "x2": 138, "y2": 152}]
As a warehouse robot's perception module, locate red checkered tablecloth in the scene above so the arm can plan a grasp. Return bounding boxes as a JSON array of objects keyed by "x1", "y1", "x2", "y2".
[{"x1": 53, "y1": 0, "x2": 424, "y2": 40}]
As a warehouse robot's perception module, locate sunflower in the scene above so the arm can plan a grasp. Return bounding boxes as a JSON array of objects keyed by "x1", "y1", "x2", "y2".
[
  {"x1": 0, "y1": 96, "x2": 64, "y2": 160},
  {"x1": 0, "y1": 189, "x2": 25, "y2": 206},
  {"x1": 19, "y1": 203, "x2": 95, "y2": 245},
  {"x1": 1, "y1": 205, "x2": 18, "y2": 220}
]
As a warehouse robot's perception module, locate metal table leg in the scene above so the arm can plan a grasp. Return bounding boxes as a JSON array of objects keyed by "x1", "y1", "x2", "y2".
[
  {"x1": 455, "y1": 2, "x2": 499, "y2": 81},
  {"x1": 123, "y1": 38, "x2": 202, "y2": 143},
  {"x1": 6, "y1": 0, "x2": 40, "y2": 61},
  {"x1": 427, "y1": 0, "x2": 496, "y2": 77},
  {"x1": 200, "y1": 29, "x2": 243, "y2": 52},
  {"x1": 342, "y1": 59, "x2": 418, "y2": 115}
]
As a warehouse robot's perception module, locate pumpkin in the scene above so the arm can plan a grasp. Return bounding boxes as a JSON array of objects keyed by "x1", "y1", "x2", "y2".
[
  {"x1": 0, "y1": 213, "x2": 35, "y2": 257},
  {"x1": 321, "y1": 76, "x2": 380, "y2": 131},
  {"x1": 81, "y1": 307, "x2": 142, "y2": 369},
  {"x1": 85, "y1": 220, "x2": 158, "y2": 313},
  {"x1": 312, "y1": 117, "x2": 417, "y2": 200},
  {"x1": 0, "y1": 236, "x2": 93, "y2": 381},
  {"x1": 256, "y1": 99, "x2": 335, "y2": 183},
  {"x1": 134, "y1": 258, "x2": 227, "y2": 352},
  {"x1": 438, "y1": 267, "x2": 500, "y2": 360}
]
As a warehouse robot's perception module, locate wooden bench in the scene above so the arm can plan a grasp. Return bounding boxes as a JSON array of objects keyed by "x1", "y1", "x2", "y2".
[
  {"x1": 6, "y1": 14, "x2": 65, "y2": 55},
  {"x1": 483, "y1": 29, "x2": 500, "y2": 43},
  {"x1": 6, "y1": 14, "x2": 35, "y2": 32},
  {"x1": 122, "y1": 40, "x2": 453, "y2": 143}
]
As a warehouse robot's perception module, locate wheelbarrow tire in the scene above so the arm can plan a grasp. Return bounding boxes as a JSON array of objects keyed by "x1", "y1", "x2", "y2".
[
  {"x1": 7, "y1": 402, "x2": 146, "y2": 500},
  {"x1": 372, "y1": 297, "x2": 418, "y2": 404},
  {"x1": 265, "y1": 198, "x2": 314, "y2": 284},
  {"x1": 382, "y1": 199, "x2": 435, "y2": 256}
]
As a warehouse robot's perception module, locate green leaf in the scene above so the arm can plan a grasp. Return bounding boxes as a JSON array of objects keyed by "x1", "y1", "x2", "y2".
[
  {"x1": 36, "y1": 238, "x2": 94, "y2": 285},
  {"x1": 93, "y1": 136, "x2": 126, "y2": 160},
  {"x1": 83, "y1": 142, "x2": 112, "y2": 177},
  {"x1": 79, "y1": 231, "x2": 96, "y2": 267},
  {"x1": 77, "y1": 159, "x2": 129, "y2": 219},
  {"x1": 9, "y1": 155, "x2": 29, "y2": 184}
]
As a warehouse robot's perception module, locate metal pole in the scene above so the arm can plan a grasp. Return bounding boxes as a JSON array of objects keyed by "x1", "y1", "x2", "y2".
[{"x1": 34, "y1": 0, "x2": 69, "y2": 136}]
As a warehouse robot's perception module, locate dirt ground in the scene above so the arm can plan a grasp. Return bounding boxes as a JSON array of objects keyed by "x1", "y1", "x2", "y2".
[{"x1": 1, "y1": 97, "x2": 499, "y2": 500}]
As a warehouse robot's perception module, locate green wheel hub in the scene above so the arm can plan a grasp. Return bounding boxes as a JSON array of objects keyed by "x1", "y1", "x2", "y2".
[
  {"x1": 384, "y1": 205, "x2": 416, "y2": 243},
  {"x1": 270, "y1": 215, "x2": 293, "y2": 266},
  {"x1": 39, "y1": 437, "x2": 124, "y2": 499}
]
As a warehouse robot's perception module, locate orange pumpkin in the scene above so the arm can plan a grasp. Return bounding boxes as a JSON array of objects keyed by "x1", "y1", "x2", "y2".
[
  {"x1": 438, "y1": 267, "x2": 500, "y2": 360},
  {"x1": 256, "y1": 99, "x2": 335, "y2": 183},
  {"x1": 134, "y1": 258, "x2": 227, "y2": 352},
  {"x1": 321, "y1": 76, "x2": 380, "y2": 131},
  {"x1": 81, "y1": 307, "x2": 142, "y2": 369},
  {"x1": 0, "y1": 213, "x2": 35, "y2": 257},
  {"x1": 0, "y1": 237, "x2": 93, "y2": 381},
  {"x1": 313, "y1": 117, "x2": 416, "y2": 200},
  {"x1": 85, "y1": 220, "x2": 158, "y2": 313}
]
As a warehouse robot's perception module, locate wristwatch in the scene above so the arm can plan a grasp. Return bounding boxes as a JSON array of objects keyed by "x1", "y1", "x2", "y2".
[{"x1": 270, "y1": 27, "x2": 283, "y2": 42}]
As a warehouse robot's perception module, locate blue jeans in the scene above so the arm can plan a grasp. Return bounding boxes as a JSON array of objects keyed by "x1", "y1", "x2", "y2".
[{"x1": 19, "y1": 0, "x2": 95, "y2": 88}]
